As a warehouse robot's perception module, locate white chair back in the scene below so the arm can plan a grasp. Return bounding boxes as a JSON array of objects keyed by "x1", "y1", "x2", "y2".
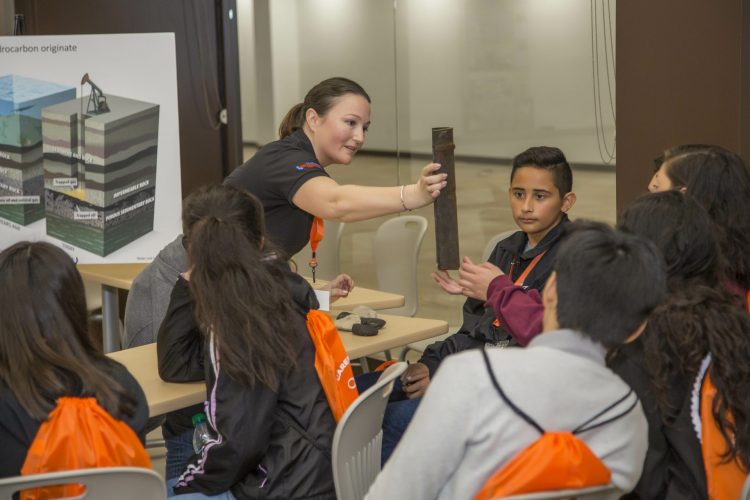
[
  {"x1": 292, "y1": 219, "x2": 345, "y2": 281},
  {"x1": 0, "y1": 466, "x2": 166, "y2": 499},
  {"x1": 496, "y1": 483, "x2": 619, "y2": 499},
  {"x1": 374, "y1": 215, "x2": 428, "y2": 316},
  {"x1": 332, "y1": 362, "x2": 407, "y2": 500},
  {"x1": 741, "y1": 473, "x2": 750, "y2": 500},
  {"x1": 482, "y1": 229, "x2": 517, "y2": 262}
]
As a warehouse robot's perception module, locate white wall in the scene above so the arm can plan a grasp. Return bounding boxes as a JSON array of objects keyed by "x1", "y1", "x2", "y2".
[
  {"x1": 237, "y1": 0, "x2": 257, "y2": 142},
  {"x1": 269, "y1": 0, "x2": 301, "y2": 135},
  {"x1": 239, "y1": 0, "x2": 616, "y2": 165},
  {"x1": 297, "y1": 0, "x2": 399, "y2": 151}
]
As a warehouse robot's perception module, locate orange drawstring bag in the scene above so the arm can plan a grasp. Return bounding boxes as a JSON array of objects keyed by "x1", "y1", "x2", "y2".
[
  {"x1": 20, "y1": 397, "x2": 151, "y2": 500},
  {"x1": 475, "y1": 431, "x2": 611, "y2": 499},
  {"x1": 696, "y1": 360, "x2": 746, "y2": 500},
  {"x1": 307, "y1": 309, "x2": 359, "y2": 422},
  {"x1": 475, "y1": 349, "x2": 638, "y2": 499}
]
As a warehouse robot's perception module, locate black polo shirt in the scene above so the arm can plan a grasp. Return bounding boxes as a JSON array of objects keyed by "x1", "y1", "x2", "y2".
[{"x1": 225, "y1": 129, "x2": 330, "y2": 256}]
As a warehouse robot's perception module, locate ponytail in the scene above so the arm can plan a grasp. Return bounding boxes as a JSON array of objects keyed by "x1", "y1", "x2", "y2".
[
  {"x1": 279, "y1": 102, "x2": 306, "y2": 139},
  {"x1": 183, "y1": 185, "x2": 299, "y2": 389}
]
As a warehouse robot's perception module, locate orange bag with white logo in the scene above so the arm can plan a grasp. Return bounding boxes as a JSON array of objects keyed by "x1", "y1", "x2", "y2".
[
  {"x1": 20, "y1": 397, "x2": 151, "y2": 500},
  {"x1": 475, "y1": 349, "x2": 636, "y2": 499},
  {"x1": 307, "y1": 309, "x2": 359, "y2": 422}
]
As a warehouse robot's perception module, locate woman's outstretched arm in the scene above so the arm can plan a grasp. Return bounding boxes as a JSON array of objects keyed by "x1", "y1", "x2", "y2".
[{"x1": 292, "y1": 163, "x2": 446, "y2": 222}]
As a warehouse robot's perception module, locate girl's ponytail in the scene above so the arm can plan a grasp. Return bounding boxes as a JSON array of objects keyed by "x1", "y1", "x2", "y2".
[
  {"x1": 184, "y1": 185, "x2": 299, "y2": 389},
  {"x1": 278, "y1": 102, "x2": 306, "y2": 139}
]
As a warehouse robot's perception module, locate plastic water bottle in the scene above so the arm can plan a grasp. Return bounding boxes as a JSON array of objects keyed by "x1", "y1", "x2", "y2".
[{"x1": 192, "y1": 412, "x2": 210, "y2": 454}]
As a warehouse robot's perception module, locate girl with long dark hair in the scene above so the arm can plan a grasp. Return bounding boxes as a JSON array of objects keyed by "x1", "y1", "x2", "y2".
[
  {"x1": 614, "y1": 191, "x2": 750, "y2": 499},
  {"x1": 158, "y1": 184, "x2": 336, "y2": 499},
  {"x1": 648, "y1": 144, "x2": 750, "y2": 299},
  {"x1": 0, "y1": 242, "x2": 148, "y2": 476}
]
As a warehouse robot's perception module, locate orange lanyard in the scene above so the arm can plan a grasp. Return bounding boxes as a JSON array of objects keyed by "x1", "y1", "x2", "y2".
[
  {"x1": 308, "y1": 217, "x2": 324, "y2": 282},
  {"x1": 508, "y1": 250, "x2": 547, "y2": 287}
]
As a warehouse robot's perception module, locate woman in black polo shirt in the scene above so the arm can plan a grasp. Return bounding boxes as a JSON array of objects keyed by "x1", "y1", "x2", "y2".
[{"x1": 225, "y1": 77, "x2": 447, "y2": 257}]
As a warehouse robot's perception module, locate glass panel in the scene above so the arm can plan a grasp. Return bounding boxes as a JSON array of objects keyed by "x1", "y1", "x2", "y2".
[
  {"x1": 392, "y1": 0, "x2": 617, "y2": 323},
  {"x1": 237, "y1": 0, "x2": 616, "y2": 327}
]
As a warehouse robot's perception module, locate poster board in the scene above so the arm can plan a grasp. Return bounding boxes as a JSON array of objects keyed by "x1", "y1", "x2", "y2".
[{"x1": 0, "y1": 33, "x2": 181, "y2": 263}]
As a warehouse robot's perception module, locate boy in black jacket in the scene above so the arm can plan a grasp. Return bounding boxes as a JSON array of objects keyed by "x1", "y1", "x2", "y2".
[
  {"x1": 378, "y1": 146, "x2": 576, "y2": 462},
  {"x1": 406, "y1": 146, "x2": 577, "y2": 396}
]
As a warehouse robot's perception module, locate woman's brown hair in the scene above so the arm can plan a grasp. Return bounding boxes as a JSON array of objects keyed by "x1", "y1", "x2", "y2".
[
  {"x1": 183, "y1": 184, "x2": 299, "y2": 389},
  {"x1": 278, "y1": 77, "x2": 371, "y2": 139},
  {"x1": 0, "y1": 242, "x2": 136, "y2": 421}
]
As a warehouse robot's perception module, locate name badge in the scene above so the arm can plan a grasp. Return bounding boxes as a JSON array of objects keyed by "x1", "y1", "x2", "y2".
[{"x1": 314, "y1": 289, "x2": 330, "y2": 311}]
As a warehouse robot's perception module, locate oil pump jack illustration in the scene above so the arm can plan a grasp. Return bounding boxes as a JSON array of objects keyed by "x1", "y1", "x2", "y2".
[
  {"x1": 80, "y1": 73, "x2": 109, "y2": 114},
  {"x1": 41, "y1": 73, "x2": 160, "y2": 255}
]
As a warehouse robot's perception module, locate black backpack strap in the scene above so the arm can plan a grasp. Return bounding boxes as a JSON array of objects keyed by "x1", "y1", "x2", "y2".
[
  {"x1": 482, "y1": 348, "x2": 640, "y2": 436},
  {"x1": 572, "y1": 389, "x2": 638, "y2": 435},
  {"x1": 481, "y1": 348, "x2": 545, "y2": 435}
]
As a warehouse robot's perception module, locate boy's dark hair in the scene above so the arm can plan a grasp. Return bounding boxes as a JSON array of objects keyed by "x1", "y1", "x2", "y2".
[
  {"x1": 511, "y1": 146, "x2": 573, "y2": 195},
  {"x1": 554, "y1": 220, "x2": 666, "y2": 349}
]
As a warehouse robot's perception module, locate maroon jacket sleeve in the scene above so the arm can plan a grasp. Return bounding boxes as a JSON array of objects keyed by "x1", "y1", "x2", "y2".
[{"x1": 484, "y1": 275, "x2": 544, "y2": 346}]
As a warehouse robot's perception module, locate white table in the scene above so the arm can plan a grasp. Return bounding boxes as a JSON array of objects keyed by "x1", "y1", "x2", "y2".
[
  {"x1": 108, "y1": 313, "x2": 448, "y2": 416},
  {"x1": 79, "y1": 263, "x2": 406, "y2": 353}
]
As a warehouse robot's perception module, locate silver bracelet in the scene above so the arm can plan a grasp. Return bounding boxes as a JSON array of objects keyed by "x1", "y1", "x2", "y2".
[{"x1": 400, "y1": 185, "x2": 412, "y2": 212}]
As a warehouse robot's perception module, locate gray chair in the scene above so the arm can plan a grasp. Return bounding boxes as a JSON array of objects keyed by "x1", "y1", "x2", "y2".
[
  {"x1": 496, "y1": 483, "x2": 619, "y2": 499},
  {"x1": 332, "y1": 361, "x2": 407, "y2": 500},
  {"x1": 373, "y1": 215, "x2": 428, "y2": 317},
  {"x1": 292, "y1": 219, "x2": 345, "y2": 281},
  {"x1": 0, "y1": 466, "x2": 166, "y2": 499},
  {"x1": 742, "y1": 473, "x2": 750, "y2": 500},
  {"x1": 398, "y1": 331, "x2": 451, "y2": 361}
]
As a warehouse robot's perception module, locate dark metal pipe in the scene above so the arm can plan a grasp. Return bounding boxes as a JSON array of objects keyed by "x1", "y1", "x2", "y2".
[{"x1": 432, "y1": 127, "x2": 459, "y2": 270}]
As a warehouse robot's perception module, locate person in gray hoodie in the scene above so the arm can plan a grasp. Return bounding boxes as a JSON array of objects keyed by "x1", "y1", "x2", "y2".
[
  {"x1": 125, "y1": 235, "x2": 189, "y2": 349},
  {"x1": 366, "y1": 222, "x2": 667, "y2": 499}
]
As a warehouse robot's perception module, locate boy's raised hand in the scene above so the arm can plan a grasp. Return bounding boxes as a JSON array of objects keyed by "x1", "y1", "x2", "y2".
[
  {"x1": 432, "y1": 270, "x2": 463, "y2": 295},
  {"x1": 458, "y1": 256, "x2": 504, "y2": 301}
]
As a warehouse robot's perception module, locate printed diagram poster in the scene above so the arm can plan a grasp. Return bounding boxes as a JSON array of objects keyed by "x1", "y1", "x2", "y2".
[{"x1": 0, "y1": 33, "x2": 181, "y2": 263}]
